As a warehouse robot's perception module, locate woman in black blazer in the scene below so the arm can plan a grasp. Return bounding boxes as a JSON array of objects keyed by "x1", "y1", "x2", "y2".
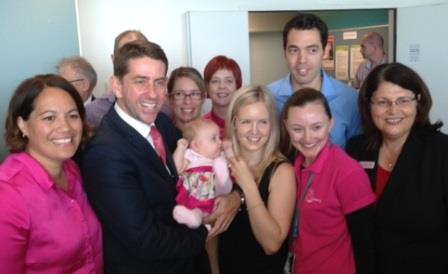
[{"x1": 347, "y1": 63, "x2": 448, "y2": 274}]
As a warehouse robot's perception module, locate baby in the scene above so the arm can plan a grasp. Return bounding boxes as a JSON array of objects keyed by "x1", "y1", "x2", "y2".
[{"x1": 173, "y1": 118, "x2": 233, "y2": 228}]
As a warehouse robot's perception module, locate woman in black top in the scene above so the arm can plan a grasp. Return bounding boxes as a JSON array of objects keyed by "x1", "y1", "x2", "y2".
[
  {"x1": 217, "y1": 86, "x2": 296, "y2": 274},
  {"x1": 347, "y1": 63, "x2": 448, "y2": 274}
]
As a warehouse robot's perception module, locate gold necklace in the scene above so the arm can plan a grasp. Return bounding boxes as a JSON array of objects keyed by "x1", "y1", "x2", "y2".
[{"x1": 381, "y1": 145, "x2": 399, "y2": 169}]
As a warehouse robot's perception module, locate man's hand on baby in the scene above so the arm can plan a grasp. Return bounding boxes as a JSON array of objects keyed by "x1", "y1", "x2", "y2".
[{"x1": 203, "y1": 192, "x2": 240, "y2": 238}]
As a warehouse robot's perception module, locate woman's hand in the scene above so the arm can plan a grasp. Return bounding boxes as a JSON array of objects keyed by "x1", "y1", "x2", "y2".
[
  {"x1": 228, "y1": 156, "x2": 256, "y2": 191},
  {"x1": 222, "y1": 139, "x2": 235, "y2": 159}
]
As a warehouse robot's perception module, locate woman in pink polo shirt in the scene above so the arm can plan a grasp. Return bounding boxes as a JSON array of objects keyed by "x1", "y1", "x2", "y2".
[
  {"x1": 203, "y1": 55, "x2": 242, "y2": 138},
  {"x1": 0, "y1": 75, "x2": 103, "y2": 274},
  {"x1": 281, "y1": 88, "x2": 376, "y2": 274}
]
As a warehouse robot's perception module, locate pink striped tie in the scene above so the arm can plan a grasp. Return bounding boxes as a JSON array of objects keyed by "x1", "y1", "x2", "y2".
[{"x1": 150, "y1": 126, "x2": 167, "y2": 165}]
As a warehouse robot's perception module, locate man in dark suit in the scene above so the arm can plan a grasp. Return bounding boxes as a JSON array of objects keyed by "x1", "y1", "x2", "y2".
[{"x1": 81, "y1": 40, "x2": 209, "y2": 274}]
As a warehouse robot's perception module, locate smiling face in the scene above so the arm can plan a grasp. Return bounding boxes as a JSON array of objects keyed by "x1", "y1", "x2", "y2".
[
  {"x1": 370, "y1": 81, "x2": 417, "y2": 143},
  {"x1": 284, "y1": 28, "x2": 324, "y2": 91},
  {"x1": 284, "y1": 102, "x2": 333, "y2": 167},
  {"x1": 191, "y1": 123, "x2": 222, "y2": 159},
  {"x1": 207, "y1": 69, "x2": 237, "y2": 108},
  {"x1": 18, "y1": 87, "x2": 82, "y2": 168},
  {"x1": 234, "y1": 102, "x2": 271, "y2": 154},
  {"x1": 170, "y1": 77, "x2": 204, "y2": 127},
  {"x1": 113, "y1": 56, "x2": 167, "y2": 125}
]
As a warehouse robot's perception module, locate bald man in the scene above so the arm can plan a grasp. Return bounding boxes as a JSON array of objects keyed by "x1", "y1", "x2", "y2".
[
  {"x1": 85, "y1": 30, "x2": 149, "y2": 127},
  {"x1": 353, "y1": 32, "x2": 387, "y2": 89}
]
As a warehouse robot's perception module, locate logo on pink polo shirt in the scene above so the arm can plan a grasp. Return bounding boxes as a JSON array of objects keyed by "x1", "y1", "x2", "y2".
[{"x1": 305, "y1": 189, "x2": 322, "y2": 204}]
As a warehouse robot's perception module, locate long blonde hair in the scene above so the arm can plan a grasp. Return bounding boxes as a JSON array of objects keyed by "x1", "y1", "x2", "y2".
[{"x1": 226, "y1": 85, "x2": 286, "y2": 176}]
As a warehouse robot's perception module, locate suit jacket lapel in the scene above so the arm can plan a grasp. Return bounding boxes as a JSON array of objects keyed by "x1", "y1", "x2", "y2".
[
  {"x1": 107, "y1": 108, "x2": 175, "y2": 181},
  {"x1": 376, "y1": 131, "x2": 422, "y2": 214}
]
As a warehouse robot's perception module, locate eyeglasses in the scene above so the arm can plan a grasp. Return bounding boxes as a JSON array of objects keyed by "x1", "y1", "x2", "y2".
[
  {"x1": 370, "y1": 96, "x2": 417, "y2": 109},
  {"x1": 69, "y1": 78, "x2": 85, "y2": 84},
  {"x1": 171, "y1": 90, "x2": 203, "y2": 101}
]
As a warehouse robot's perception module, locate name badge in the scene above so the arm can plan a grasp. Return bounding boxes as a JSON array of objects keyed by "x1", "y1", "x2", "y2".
[{"x1": 360, "y1": 161, "x2": 375, "y2": 169}]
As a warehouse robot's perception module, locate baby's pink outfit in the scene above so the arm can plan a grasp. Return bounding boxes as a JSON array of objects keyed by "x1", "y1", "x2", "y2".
[{"x1": 175, "y1": 149, "x2": 231, "y2": 215}]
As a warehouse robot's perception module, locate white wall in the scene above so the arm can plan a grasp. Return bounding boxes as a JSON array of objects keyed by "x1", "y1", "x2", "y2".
[
  {"x1": 187, "y1": 11, "x2": 251, "y2": 85},
  {"x1": 0, "y1": 0, "x2": 79, "y2": 161},
  {"x1": 77, "y1": 0, "x2": 445, "y2": 92},
  {"x1": 250, "y1": 32, "x2": 288, "y2": 85},
  {"x1": 397, "y1": 3, "x2": 448, "y2": 133},
  {"x1": 78, "y1": 0, "x2": 448, "y2": 133}
]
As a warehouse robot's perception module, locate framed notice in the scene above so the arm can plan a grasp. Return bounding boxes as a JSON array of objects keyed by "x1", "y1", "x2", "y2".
[
  {"x1": 335, "y1": 45, "x2": 349, "y2": 80},
  {"x1": 350, "y1": 45, "x2": 364, "y2": 79}
]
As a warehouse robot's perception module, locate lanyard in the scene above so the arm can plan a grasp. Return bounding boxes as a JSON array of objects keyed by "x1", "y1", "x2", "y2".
[{"x1": 292, "y1": 172, "x2": 315, "y2": 239}]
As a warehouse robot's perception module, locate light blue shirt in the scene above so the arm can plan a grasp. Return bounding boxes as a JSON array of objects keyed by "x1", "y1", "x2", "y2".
[{"x1": 268, "y1": 71, "x2": 361, "y2": 148}]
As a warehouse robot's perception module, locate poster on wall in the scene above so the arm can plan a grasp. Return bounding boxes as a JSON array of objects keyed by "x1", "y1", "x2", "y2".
[
  {"x1": 335, "y1": 45, "x2": 349, "y2": 80},
  {"x1": 350, "y1": 45, "x2": 364, "y2": 79},
  {"x1": 323, "y1": 35, "x2": 335, "y2": 70}
]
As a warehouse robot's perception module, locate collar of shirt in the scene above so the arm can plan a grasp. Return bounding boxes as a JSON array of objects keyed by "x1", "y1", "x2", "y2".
[
  {"x1": 320, "y1": 70, "x2": 339, "y2": 100},
  {"x1": 294, "y1": 141, "x2": 332, "y2": 175},
  {"x1": 210, "y1": 111, "x2": 225, "y2": 129},
  {"x1": 114, "y1": 103, "x2": 152, "y2": 140},
  {"x1": 83, "y1": 95, "x2": 93, "y2": 106},
  {"x1": 10, "y1": 152, "x2": 76, "y2": 192},
  {"x1": 274, "y1": 73, "x2": 294, "y2": 97},
  {"x1": 280, "y1": 70, "x2": 335, "y2": 99},
  {"x1": 367, "y1": 55, "x2": 387, "y2": 70}
]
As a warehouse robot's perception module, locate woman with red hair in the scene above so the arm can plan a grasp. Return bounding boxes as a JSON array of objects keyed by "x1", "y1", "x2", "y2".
[{"x1": 203, "y1": 55, "x2": 242, "y2": 138}]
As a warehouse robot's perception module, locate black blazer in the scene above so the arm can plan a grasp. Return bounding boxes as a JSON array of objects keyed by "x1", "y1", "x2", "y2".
[
  {"x1": 81, "y1": 108, "x2": 208, "y2": 274},
  {"x1": 347, "y1": 128, "x2": 448, "y2": 274}
]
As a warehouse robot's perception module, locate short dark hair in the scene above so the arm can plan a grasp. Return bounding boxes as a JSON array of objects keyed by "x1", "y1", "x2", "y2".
[
  {"x1": 359, "y1": 62, "x2": 443, "y2": 149},
  {"x1": 113, "y1": 40, "x2": 168, "y2": 79},
  {"x1": 5, "y1": 74, "x2": 88, "y2": 152},
  {"x1": 113, "y1": 30, "x2": 148, "y2": 57},
  {"x1": 283, "y1": 13, "x2": 328, "y2": 50},
  {"x1": 280, "y1": 87, "x2": 332, "y2": 159}
]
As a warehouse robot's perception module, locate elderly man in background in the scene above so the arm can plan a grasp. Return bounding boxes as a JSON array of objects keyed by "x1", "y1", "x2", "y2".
[{"x1": 58, "y1": 56, "x2": 97, "y2": 105}]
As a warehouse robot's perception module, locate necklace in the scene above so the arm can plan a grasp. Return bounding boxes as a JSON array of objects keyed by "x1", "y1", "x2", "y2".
[{"x1": 381, "y1": 144, "x2": 400, "y2": 169}]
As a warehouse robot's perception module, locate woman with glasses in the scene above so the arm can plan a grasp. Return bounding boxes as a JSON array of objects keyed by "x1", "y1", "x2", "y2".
[
  {"x1": 347, "y1": 63, "x2": 448, "y2": 274},
  {"x1": 167, "y1": 67, "x2": 207, "y2": 131},
  {"x1": 203, "y1": 55, "x2": 242, "y2": 138}
]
